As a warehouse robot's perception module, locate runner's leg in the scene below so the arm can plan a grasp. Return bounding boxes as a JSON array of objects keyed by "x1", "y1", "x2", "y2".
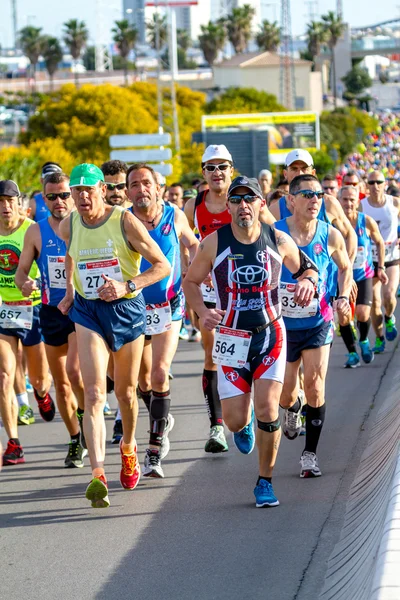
[
  {"x1": 44, "y1": 343, "x2": 79, "y2": 436},
  {"x1": 0, "y1": 335, "x2": 18, "y2": 439}
]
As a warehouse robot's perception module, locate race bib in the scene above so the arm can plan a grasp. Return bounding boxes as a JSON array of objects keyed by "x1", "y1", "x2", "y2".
[
  {"x1": 280, "y1": 282, "x2": 318, "y2": 318},
  {"x1": 48, "y1": 256, "x2": 66, "y2": 289},
  {"x1": 201, "y1": 282, "x2": 216, "y2": 304},
  {"x1": 372, "y1": 241, "x2": 399, "y2": 262},
  {"x1": 145, "y1": 302, "x2": 172, "y2": 335},
  {"x1": 0, "y1": 300, "x2": 33, "y2": 330},
  {"x1": 212, "y1": 325, "x2": 251, "y2": 368},
  {"x1": 78, "y1": 258, "x2": 123, "y2": 299},
  {"x1": 353, "y1": 246, "x2": 366, "y2": 270}
]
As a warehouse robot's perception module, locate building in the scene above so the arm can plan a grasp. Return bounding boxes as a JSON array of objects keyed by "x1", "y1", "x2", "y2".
[
  {"x1": 123, "y1": 0, "x2": 146, "y2": 44},
  {"x1": 213, "y1": 51, "x2": 323, "y2": 113}
]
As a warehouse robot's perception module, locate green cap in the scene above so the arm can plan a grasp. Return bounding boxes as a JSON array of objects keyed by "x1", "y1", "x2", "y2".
[{"x1": 70, "y1": 163, "x2": 105, "y2": 187}]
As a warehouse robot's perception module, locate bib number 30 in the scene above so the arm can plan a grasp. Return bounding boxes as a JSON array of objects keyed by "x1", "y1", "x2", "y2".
[{"x1": 212, "y1": 325, "x2": 251, "y2": 368}]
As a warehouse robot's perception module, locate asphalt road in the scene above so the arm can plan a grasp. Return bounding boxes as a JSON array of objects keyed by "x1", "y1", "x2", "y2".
[{"x1": 1, "y1": 319, "x2": 398, "y2": 600}]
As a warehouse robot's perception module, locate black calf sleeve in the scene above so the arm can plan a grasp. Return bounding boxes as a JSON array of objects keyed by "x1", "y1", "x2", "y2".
[
  {"x1": 149, "y1": 390, "x2": 171, "y2": 447},
  {"x1": 340, "y1": 324, "x2": 356, "y2": 353},
  {"x1": 138, "y1": 387, "x2": 152, "y2": 412},
  {"x1": 202, "y1": 370, "x2": 222, "y2": 426},
  {"x1": 357, "y1": 319, "x2": 370, "y2": 342},
  {"x1": 257, "y1": 417, "x2": 281, "y2": 433}
]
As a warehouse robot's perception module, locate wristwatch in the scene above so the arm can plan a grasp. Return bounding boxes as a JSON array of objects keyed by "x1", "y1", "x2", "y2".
[
  {"x1": 303, "y1": 276, "x2": 317, "y2": 288},
  {"x1": 126, "y1": 280, "x2": 136, "y2": 293},
  {"x1": 377, "y1": 266, "x2": 386, "y2": 271},
  {"x1": 337, "y1": 295, "x2": 349, "y2": 302}
]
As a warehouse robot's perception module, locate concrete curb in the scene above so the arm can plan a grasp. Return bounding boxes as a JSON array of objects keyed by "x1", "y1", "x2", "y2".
[{"x1": 320, "y1": 350, "x2": 400, "y2": 600}]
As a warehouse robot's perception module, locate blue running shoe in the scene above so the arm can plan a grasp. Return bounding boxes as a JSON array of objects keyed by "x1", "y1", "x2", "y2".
[
  {"x1": 385, "y1": 316, "x2": 397, "y2": 341},
  {"x1": 103, "y1": 400, "x2": 112, "y2": 416},
  {"x1": 25, "y1": 375, "x2": 33, "y2": 393},
  {"x1": 344, "y1": 352, "x2": 360, "y2": 368},
  {"x1": 372, "y1": 338, "x2": 385, "y2": 354},
  {"x1": 254, "y1": 479, "x2": 279, "y2": 508},
  {"x1": 233, "y1": 407, "x2": 255, "y2": 454},
  {"x1": 359, "y1": 340, "x2": 374, "y2": 364}
]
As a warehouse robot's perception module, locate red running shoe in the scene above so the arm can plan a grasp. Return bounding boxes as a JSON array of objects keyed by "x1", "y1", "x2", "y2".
[
  {"x1": 85, "y1": 475, "x2": 110, "y2": 508},
  {"x1": 120, "y1": 440, "x2": 140, "y2": 490},
  {"x1": 3, "y1": 440, "x2": 25, "y2": 465},
  {"x1": 34, "y1": 389, "x2": 56, "y2": 422}
]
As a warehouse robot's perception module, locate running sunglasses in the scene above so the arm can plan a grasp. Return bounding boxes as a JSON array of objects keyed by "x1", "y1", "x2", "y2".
[
  {"x1": 105, "y1": 182, "x2": 126, "y2": 191},
  {"x1": 45, "y1": 192, "x2": 71, "y2": 201},
  {"x1": 228, "y1": 194, "x2": 259, "y2": 204},
  {"x1": 293, "y1": 189, "x2": 324, "y2": 200},
  {"x1": 203, "y1": 163, "x2": 231, "y2": 172},
  {"x1": 367, "y1": 180, "x2": 385, "y2": 185}
]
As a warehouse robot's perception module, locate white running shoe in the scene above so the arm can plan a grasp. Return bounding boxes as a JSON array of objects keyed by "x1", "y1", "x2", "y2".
[
  {"x1": 300, "y1": 451, "x2": 322, "y2": 478},
  {"x1": 143, "y1": 449, "x2": 164, "y2": 478},
  {"x1": 160, "y1": 413, "x2": 175, "y2": 460},
  {"x1": 283, "y1": 392, "x2": 304, "y2": 440}
]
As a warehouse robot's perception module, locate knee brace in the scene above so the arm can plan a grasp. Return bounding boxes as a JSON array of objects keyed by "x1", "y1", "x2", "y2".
[{"x1": 257, "y1": 417, "x2": 281, "y2": 433}]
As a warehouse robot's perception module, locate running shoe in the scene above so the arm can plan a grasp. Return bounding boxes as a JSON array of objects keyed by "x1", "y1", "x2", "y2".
[
  {"x1": 344, "y1": 352, "x2": 360, "y2": 368},
  {"x1": 189, "y1": 328, "x2": 202, "y2": 343},
  {"x1": 283, "y1": 394, "x2": 305, "y2": 440},
  {"x1": 254, "y1": 479, "x2": 279, "y2": 507},
  {"x1": 85, "y1": 475, "x2": 110, "y2": 508},
  {"x1": 143, "y1": 448, "x2": 164, "y2": 478},
  {"x1": 168, "y1": 371, "x2": 174, "y2": 380},
  {"x1": 233, "y1": 407, "x2": 255, "y2": 454},
  {"x1": 103, "y1": 400, "x2": 112, "y2": 416},
  {"x1": 385, "y1": 315, "x2": 398, "y2": 341},
  {"x1": 64, "y1": 441, "x2": 87, "y2": 468},
  {"x1": 300, "y1": 451, "x2": 322, "y2": 478},
  {"x1": 119, "y1": 440, "x2": 140, "y2": 490},
  {"x1": 34, "y1": 389, "x2": 56, "y2": 422},
  {"x1": 372, "y1": 338, "x2": 385, "y2": 354},
  {"x1": 160, "y1": 413, "x2": 175, "y2": 460},
  {"x1": 111, "y1": 419, "x2": 123, "y2": 445},
  {"x1": 359, "y1": 339, "x2": 374, "y2": 364},
  {"x1": 25, "y1": 375, "x2": 33, "y2": 393},
  {"x1": 204, "y1": 425, "x2": 228, "y2": 453},
  {"x1": 2, "y1": 440, "x2": 25, "y2": 465},
  {"x1": 179, "y1": 326, "x2": 189, "y2": 341},
  {"x1": 18, "y1": 405, "x2": 35, "y2": 425},
  {"x1": 77, "y1": 411, "x2": 87, "y2": 449}
]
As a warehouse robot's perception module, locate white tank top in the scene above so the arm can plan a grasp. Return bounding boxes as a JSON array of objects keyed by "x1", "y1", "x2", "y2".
[{"x1": 361, "y1": 195, "x2": 399, "y2": 262}]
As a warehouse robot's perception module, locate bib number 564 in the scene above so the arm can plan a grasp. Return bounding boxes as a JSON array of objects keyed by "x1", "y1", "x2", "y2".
[{"x1": 214, "y1": 340, "x2": 235, "y2": 355}]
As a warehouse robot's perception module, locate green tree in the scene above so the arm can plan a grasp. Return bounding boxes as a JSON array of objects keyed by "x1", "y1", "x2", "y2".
[
  {"x1": 305, "y1": 20, "x2": 328, "y2": 70},
  {"x1": 322, "y1": 11, "x2": 346, "y2": 108},
  {"x1": 41, "y1": 36, "x2": 63, "y2": 91},
  {"x1": 198, "y1": 21, "x2": 226, "y2": 66},
  {"x1": 342, "y1": 65, "x2": 372, "y2": 96},
  {"x1": 18, "y1": 26, "x2": 44, "y2": 87},
  {"x1": 256, "y1": 20, "x2": 280, "y2": 52},
  {"x1": 224, "y1": 4, "x2": 255, "y2": 54},
  {"x1": 63, "y1": 19, "x2": 89, "y2": 87},
  {"x1": 83, "y1": 46, "x2": 95, "y2": 71},
  {"x1": 177, "y1": 29, "x2": 191, "y2": 52},
  {"x1": 320, "y1": 107, "x2": 378, "y2": 161},
  {"x1": 147, "y1": 13, "x2": 168, "y2": 50},
  {"x1": 206, "y1": 87, "x2": 285, "y2": 114},
  {"x1": 112, "y1": 19, "x2": 138, "y2": 86}
]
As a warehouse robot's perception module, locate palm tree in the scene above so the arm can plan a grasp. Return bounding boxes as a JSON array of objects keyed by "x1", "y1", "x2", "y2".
[
  {"x1": 322, "y1": 11, "x2": 346, "y2": 108},
  {"x1": 198, "y1": 21, "x2": 227, "y2": 66},
  {"x1": 18, "y1": 26, "x2": 44, "y2": 88},
  {"x1": 112, "y1": 19, "x2": 138, "y2": 85},
  {"x1": 41, "y1": 36, "x2": 63, "y2": 91},
  {"x1": 63, "y1": 19, "x2": 89, "y2": 87},
  {"x1": 224, "y1": 4, "x2": 255, "y2": 54},
  {"x1": 256, "y1": 20, "x2": 280, "y2": 52},
  {"x1": 147, "y1": 13, "x2": 168, "y2": 51},
  {"x1": 306, "y1": 20, "x2": 328, "y2": 70}
]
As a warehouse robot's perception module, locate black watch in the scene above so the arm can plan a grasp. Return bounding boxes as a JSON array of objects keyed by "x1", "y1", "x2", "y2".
[
  {"x1": 126, "y1": 280, "x2": 136, "y2": 293},
  {"x1": 303, "y1": 276, "x2": 317, "y2": 287}
]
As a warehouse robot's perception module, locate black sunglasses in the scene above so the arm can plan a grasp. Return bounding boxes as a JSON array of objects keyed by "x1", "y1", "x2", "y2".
[
  {"x1": 203, "y1": 163, "x2": 231, "y2": 172},
  {"x1": 45, "y1": 192, "x2": 71, "y2": 201},
  {"x1": 228, "y1": 194, "x2": 259, "y2": 204},
  {"x1": 293, "y1": 190, "x2": 324, "y2": 200},
  {"x1": 106, "y1": 182, "x2": 126, "y2": 191},
  {"x1": 368, "y1": 180, "x2": 385, "y2": 185}
]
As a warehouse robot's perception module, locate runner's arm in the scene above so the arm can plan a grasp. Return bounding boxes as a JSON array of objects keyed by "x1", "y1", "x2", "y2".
[
  {"x1": 325, "y1": 195, "x2": 357, "y2": 264},
  {"x1": 392, "y1": 196, "x2": 400, "y2": 216},
  {"x1": 329, "y1": 227, "x2": 352, "y2": 298},
  {"x1": 259, "y1": 204, "x2": 276, "y2": 225},
  {"x1": 175, "y1": 208, "x2": 199, "y2": 263},
  {"x1": 15, "y1": 224, "x2": 40, "y2": 296},
  {"x1": 184, "y1": 197, "x2": 196, "y2": 230},
  {"x1": 57, "y1": 216, "x2": 75, "y2": 314},
  {"x1": 366, "y1": 215, "x2": 389, "y2": 284},
  {"x1": 268, "y1": 200, "x2": 280, "y2": 221}
]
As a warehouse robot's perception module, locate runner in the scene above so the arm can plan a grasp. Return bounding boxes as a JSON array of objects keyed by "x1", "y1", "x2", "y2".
[
  {"x1": 168, "y1": 183, "x2": 184, "y2": 210},
  {"x1": 361, "y1": 170, "x2": 400, "y2": 352},
  {"x1": 29, "y1": 162, "x2": 62, "y2": 222},
  {"x1": 321, "y1": 174, "x2": 339, "y2": 199},
  {"x1": 100, "y1": 160, "x2": 131, "y2": 209},
  {"x1": 183, "y1": 175, "x2": 316, "y2": 507},
  {"x1": 338, "y1": 185, "x2": 388, "y2": 367},
  {"x1": 275, "y1": 174, "x2": 352, "y2": 477},
  {"x1": 258, "y1": 169, "x2": 272, "y2": 199},
  {"x1": 57, "y1": 163, "x2": 170, "y2": 508},
  {"x1": 16, "y1": 171, "x2": 87, "y2": 467},
  {"x1": 0, "y1": 180, "x2": 55, "y2": 466},
  {"x1": 127, "y1": 163, "x2": 199, "y2": 478}
]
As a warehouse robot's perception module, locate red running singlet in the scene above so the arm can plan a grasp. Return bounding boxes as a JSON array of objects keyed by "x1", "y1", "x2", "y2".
[{"x1": 193, "y1": 190, "x2": 231, "y2": 240}]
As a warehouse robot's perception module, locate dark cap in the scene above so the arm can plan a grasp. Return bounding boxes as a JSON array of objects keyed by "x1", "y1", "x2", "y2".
[
  {"x1": 228, "y1": 176, "x2": 263, "y2": 198},
  {"x1": 41, "y1": 163, "x2": 62, "y2": 178},
  {"x1": 0, "y1": 180, "x2": 20, "y2": 198}
]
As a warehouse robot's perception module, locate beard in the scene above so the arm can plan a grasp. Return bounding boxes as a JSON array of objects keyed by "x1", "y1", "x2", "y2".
[{"x1": 237, "y1": 216, "x2": 254, "y2": 228}]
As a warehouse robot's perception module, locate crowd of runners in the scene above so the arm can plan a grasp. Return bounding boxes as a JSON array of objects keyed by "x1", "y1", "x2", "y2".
[{"x1": 0, "y1": 110, "x2": 399, "y2": 509}]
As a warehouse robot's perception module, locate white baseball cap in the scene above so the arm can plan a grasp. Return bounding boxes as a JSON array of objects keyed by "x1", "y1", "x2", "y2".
[
  {"x1": 285, "y1": 149, "x2": 314, "y2": 168},
  {"x1": 202, "y1": 144, "x2": 233, "y2": 164}
]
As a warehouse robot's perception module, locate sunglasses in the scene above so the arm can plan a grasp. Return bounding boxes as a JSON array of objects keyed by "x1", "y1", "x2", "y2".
[
  {"x1": 368, "y1": 180, "x2": 385, "y2": 185},
  {"x1": 293, "y1": 189, "x2": 324, "y2": 200},
  {"x1": 228, "y1": 194, "x2": 259, "y2": 204},
  {"x1": 203, "y1": 163, "x2": 231, "y2": 172},
  {"x1": 106, "y1": 182, "x2": 126, "y2": 191},
  {"x1": 45, "y1": 192, "x2": 71, "y2": 201}
]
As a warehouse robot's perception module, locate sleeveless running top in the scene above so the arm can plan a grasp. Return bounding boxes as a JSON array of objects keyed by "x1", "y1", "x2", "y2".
[
  {"x1": 194, "y1": 190, "x2": 231, "y2": 240},
  {"x1": 353, "y1": 213, "x2": 374, "y2": 282},
  {"x1": 33, "y1": 193, "x2": 51, "y2": 222},
  {"x1": 0, "y1": 218, "x2": 41, "y2": 304},
  {"x1": 278, "y1": 195, "x2": 330, "y2": 223},
  {"x1": 275, "y1": 218, "x2": 333, "y2": 330},
  {"x1": 361, "y1": 195, "x2": 399, "y2": 262},
  {"x1": 138, "y1": 203, "x2": 181, "y2": 304},
  {"x1": 68, "y1": 206, "x2": 141, "y2": 300},
  {"x1": 212, "y1": 223, "x2": 282, "y2": 330},
  {"x1": 37, "y1": 218, "x2": 67, "y2": 306}
]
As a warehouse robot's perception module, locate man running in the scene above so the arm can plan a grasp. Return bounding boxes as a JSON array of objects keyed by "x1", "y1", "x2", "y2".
[
  {"x1": 127, "y1": 163, "x2": 199, "y2": 478},
  {"x1": 101, "y1": 160, "x2": 131, "y2": 209},
  {"x1": 338, "y1": 185, "x2": 388, "y2": 367},
  {"x1": 58, "y1": 163, "x2": 170, "y2": 508},
  {"x1": 16, "y1": 171, "x2": 87, "y2": 467},
  {"x1": 275, "y1": 175, "x2": 352, "y2": 477},
  {"x1": 29, "y1": 162, "x2": 62, "y2": 222},
  {"x1": 183, "y1": 176, "x2": 316, "y2": 507},
  {"x1": 361, "y1": 170, "x2": 400, "y2": 352},
  {"x1": 0, "y1": 180, "x2": 55, "y2": 466}
]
